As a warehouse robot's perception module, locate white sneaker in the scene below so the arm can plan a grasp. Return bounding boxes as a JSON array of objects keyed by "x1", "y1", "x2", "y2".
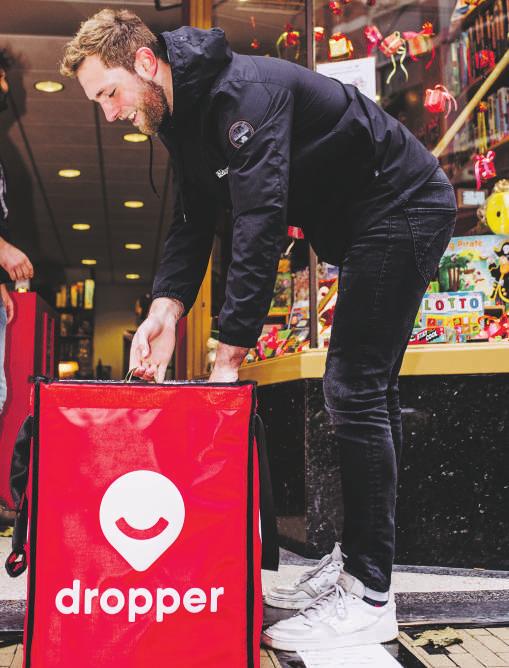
[
  {"x1": 262, "y1": 573, "x2": 398, "y2": 651},
  {"x1": 264, "y1": 543, "x2": 344, "y2": 610}
]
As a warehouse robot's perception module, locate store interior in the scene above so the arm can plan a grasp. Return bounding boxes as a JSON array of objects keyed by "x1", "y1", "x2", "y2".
[{"x1": 1, "y1": 0, "x2": 509, "y2": 383}]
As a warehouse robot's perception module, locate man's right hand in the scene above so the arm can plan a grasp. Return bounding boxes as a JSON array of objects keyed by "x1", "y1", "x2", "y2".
[
  {"x1": 0, "y1": 239, "x2": 34, "y2": 281},
  {"x1": 129, "y1": 297, "x2": 183, "y2": 383}
]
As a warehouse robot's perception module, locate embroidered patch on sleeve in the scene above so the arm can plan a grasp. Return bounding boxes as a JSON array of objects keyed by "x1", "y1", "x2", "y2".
[{"x1": 228, "y1": 120, "x2": 255, "y2": 148}]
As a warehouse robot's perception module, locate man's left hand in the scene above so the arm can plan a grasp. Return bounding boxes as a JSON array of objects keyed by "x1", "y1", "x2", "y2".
[
  {"x1": 0, "y1": 284, "x2": 13, "y2": 323},
  {"x1": 209, "y1": 342, "x2": 248, "y2": 383}
]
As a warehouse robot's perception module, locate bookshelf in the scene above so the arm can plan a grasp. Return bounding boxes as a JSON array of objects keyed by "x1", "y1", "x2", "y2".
[
  {"x1": 441, "y1": 0, "x2": 509, "y2": 187},
  {"x1": 55, "y1": 280, "x2": 95, "y2": 378}
]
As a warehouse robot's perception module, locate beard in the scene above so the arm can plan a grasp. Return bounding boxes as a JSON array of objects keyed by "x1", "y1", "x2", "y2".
[
  {"x1": 135, "y1": 77, "x2": 168, "y2": 135},
  {"x1": 0, "y1": 91, "x2": 8, "y2": 113}
]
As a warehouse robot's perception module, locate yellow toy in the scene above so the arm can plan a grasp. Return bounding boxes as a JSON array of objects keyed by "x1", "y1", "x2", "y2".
[{"x1": 485, "y1": 180, "x2": 509, "y2": 234}]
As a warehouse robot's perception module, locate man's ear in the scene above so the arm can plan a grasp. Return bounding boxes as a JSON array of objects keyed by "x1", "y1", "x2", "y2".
[
  {"x1": 0, "y1": 69, "x2": 8, "y2": 94},
  {"x1": 134, "y1": 47, "x2": 158, "y2": 81}
]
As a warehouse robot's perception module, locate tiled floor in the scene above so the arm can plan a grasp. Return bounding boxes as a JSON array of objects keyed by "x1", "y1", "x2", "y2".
[
  {"x1": 260, "y1": 649, "x2": 282, "y2": 667},
  {"x1": 399, "y1": 627, "x2": 509, "y2": 667},
  {"x1": 0, "y1": 642, "x2": 21, "y2": 668}
]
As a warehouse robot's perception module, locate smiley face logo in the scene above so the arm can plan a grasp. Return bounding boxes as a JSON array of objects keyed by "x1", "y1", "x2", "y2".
[{"x1": 100, "y1": 471, "x2": 185, "y2": 572}]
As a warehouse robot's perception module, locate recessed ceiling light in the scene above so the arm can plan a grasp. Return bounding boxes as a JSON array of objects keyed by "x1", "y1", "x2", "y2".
[
  {"x1": 72, "y1": 223, "x2": 91, "y2": 231},
  {"x1": 126, "y1": 273, "x2": 141, "y2": 280},
  {"x1": 59, "y1": 169, "x2": 81, "y2": 178},
  {"x1": 124, "y1": 243, "x2": 142, "y2": 250},
  {"x1": 34, "y1": 81, "x2": 64, "y2": 93},
  {"x1": 123, "y1": 133, "x2": 148, "y2": 143},
  {"x1": 124, "y1": 200, "x2": 144, "y2": 209},
  {"x1": 81, "y1": 259, "x2": 97, "y2": 266}
]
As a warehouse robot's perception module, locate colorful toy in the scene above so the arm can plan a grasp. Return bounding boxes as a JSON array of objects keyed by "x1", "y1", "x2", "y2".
[
  {"x1": 420, "y1": 291, "x2": 485, "y2": 342},
  {"x1": 486, "y1": 190, "x2": 509, "y2": 235}
]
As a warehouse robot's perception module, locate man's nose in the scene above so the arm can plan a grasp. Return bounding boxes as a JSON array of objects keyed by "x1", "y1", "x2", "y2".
[{"x1": 102, "y1": 100, "x2": 119, "y2": 123}]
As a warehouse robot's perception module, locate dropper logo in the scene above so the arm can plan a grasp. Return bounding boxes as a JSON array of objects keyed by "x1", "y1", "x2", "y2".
[{"x1": 99, "y1": 470, "x2": 185, "y2": 572}]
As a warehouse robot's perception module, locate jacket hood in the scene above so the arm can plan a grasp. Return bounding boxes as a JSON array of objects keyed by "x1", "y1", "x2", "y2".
[{"x1": 159, "y1": 27, "x2": 232, "y2": 119}]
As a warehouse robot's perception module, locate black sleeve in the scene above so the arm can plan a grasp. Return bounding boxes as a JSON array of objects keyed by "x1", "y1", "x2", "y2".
[
  {"x1": 152, "y1": 167, "x2": 216, "y2": 315},
  {"x1": 0, "y1": 161, "x2": 11, "y2": 284},
  {"x1": 215, "y1": 82, "x2": 294, "y2": 348}
]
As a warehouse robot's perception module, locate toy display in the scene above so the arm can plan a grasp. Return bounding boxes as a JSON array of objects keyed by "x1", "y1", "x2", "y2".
[
  {"x1": 269, "y1": 258, "x2": 292, "y2": 316},
  {"x1": 438, "y1": 235, "x2": 509, "y2": 306},
  {"x1": 418, "y1": 291, "x2": 484, "y2": 342}
]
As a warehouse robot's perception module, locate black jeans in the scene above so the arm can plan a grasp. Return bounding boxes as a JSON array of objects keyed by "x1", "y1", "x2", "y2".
[{"x1": 323, "y1": 167, "x2": 457, "y2": 592}]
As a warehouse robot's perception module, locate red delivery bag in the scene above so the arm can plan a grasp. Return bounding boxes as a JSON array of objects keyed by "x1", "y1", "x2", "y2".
[{"x1": 6, "y1": 378, "x2": 278, "y2": 668}]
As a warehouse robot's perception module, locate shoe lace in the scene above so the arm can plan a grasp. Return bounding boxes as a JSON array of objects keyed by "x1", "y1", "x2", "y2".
[
  {"x1": 296, "y1": 546, "x2": 344, "y2": 586},
  {"x1": 301, "y1": 584, "x2": 348, "y2": 624}
]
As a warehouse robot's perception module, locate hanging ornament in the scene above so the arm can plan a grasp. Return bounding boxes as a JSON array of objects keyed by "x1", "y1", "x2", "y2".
[
  {"x1": 364, "y1": 25, "x2": 383, "y2": 56},
  {"x1": 379, "y1": 32, "x2": 408, "y2": 84},
  {"x1": 329, "y1": 32, "x2": 354, "y2": 60},
  {"x1": 474, "y1": 151, "x2": 497, "y2": 190},
  {"x1": 477, "y1": 101, "x2": 489, "y2": 154},
  {"x1": 276, "y1": 24, "x2": 301, "y2": 61},
  {"x1": 403, "y1": 22, "x2": 436, "y2": 70},
  {"x1": 366, "y1": 0, "x2": 376, "y2": 5},
  {"x1": 424, "y1": 85, "x2": 457, "y2": 117},
  {"x1": 314, "y1": 27, "x2": 325, "y2": 43},
  {"x1": 475, "y1": 49, "x2": 496, "y2": 70},
  {"x1": 249, "y1": 17, "x2": 260, "y2": 51},
  {"x1": 329, "y1": 1, "x2": 343, "y2": 16}
]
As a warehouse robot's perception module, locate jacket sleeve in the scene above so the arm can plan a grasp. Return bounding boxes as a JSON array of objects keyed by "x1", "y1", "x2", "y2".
[
  {"x1": 215, "y1": 81, "x2": 294, "y2": 348},
  {"x1": 0, "y1": 161, "x2": 11, "y2": 284},
  {"x1": 152, "y1": 167, "x2": 216, "y2": 315}
]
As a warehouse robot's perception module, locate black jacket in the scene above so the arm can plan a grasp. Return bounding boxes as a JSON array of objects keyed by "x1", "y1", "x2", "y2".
[
  {"x1": 153, "y1": 27, "x2": 439, "y2": 348},
  {"x1": 0, "y1": 160, "x2": 10, "y2": 284}
]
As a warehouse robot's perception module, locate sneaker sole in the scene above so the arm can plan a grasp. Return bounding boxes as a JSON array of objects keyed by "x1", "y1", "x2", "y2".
[
  {"x1": 261, "y1": 615, "x2": 399, "y2": 651},
  {"x1": 264, "y1": 596, "x2": 310, "y2": 610}
]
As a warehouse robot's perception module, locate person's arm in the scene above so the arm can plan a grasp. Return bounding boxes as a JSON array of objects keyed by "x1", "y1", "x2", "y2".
[
  {"x1": 0, "y1": 164, "x2": 33, "y2": 282},
  {"x1": 130, "y1": 170, "x2": 216, "y2": 382},
  {"x1": 210, "y1": 81, "x2": 294, "y2": 381},
  {"x1": 0, "y1": 284, "x2": 13, "y2": 323}
]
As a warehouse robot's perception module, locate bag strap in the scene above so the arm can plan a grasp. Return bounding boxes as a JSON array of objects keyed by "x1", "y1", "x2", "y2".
[
  {"x1": 254, "y1": 414, "x2": 279, "y2": 571},
  {"x1": 5, "y1": 416, "x2": 32, "y2": 578}
]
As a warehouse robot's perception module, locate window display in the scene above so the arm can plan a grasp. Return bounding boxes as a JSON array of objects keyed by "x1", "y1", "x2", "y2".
[{"x1": 210, "y1": 0, "x2": 509, "y2": 367}]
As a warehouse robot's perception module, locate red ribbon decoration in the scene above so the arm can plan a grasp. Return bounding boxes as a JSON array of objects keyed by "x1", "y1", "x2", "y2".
[
  {"x1": 475, "y1": 49, "x2": 495, "y2": 70},
  {"x1": 314, "y1": 27, "x2": 325, "y2": 43},
  {"x1": 424, "y1": 85, "x2": 458, "y2": 118},
  {"x1": 364, "y1": 25, "x2": 383, "y2": 56},
  {"x1": 288, "y1": 226, "x2": 304, "y2": 240},
  {"x1": 328, "y1": 1, "x2": 343, "y2": 15},
  {"x1": 474, "y1": 151, "x2": 496, "y2": 190},
  {"x1": 402, "y1": 22, "x2": 436, "y2": 70}
]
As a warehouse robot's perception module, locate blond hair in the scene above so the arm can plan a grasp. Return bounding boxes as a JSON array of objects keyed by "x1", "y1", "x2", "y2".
[{"x1": 60, "y1": 9, "x2": 164, "y2": 77}]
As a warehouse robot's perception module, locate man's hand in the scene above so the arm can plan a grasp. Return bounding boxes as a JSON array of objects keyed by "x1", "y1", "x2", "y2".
[
  {"x1": 0, "y1": 284, "x2": 13, "y2": 323},
  {"x1": 129, "y1": 297, "x2": 183, "y2": 383},
  {"x1": 0, "y1": 239, "x2": 33, "y2": 281},
  {"x1": 209, "y1": 342, "x2": 248, "y2": 383}
]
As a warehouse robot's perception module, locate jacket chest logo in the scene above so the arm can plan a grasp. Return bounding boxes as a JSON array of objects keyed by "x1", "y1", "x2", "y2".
[
  {"x1": 229, "y1": 121, "x2": 254, "y2": 148},
  {"x1": 216, "y1": 167, "x2": 229, "y2": 179}
]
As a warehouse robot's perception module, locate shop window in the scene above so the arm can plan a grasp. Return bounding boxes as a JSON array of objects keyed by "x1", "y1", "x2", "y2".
[{"x1": 209, "y1": 0, "x2": 509, "y2": 372}]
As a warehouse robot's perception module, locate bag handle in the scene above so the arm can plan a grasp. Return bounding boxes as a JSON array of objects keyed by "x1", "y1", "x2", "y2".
[
  {"x1": 6, "y1": 416, "x2": 33, "y2": 577},
  {"x1": 255, "y1": 414, "x2": 280, "y2": 571}
]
